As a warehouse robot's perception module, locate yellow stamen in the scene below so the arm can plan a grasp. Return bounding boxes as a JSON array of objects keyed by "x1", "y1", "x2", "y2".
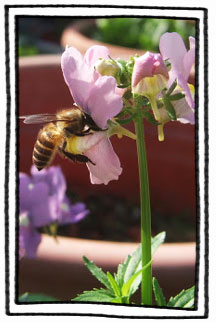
[{"x1": 158, "y1": 124, "x2": 165, "y2": 142}]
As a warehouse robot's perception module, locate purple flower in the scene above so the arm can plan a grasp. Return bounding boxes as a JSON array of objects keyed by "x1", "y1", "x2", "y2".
[
  {"x1": 59, "y1": 198, "x2": 89, "y2": 224},
  {"x1": 19, "y1": 211, "x2": 41, "y2": 259},
  {"x1": 159, "y1": 32, "x2": 195, "y2": 109},
  {"x1": 20, "y1": 166, "x2": 67, "y2": 227},
  {"x1": 19, "y1": 165, "x2": 89, "y2": 258},
  {"x1": 61, "y1": 45, "x2": 123, "y2": 185}
]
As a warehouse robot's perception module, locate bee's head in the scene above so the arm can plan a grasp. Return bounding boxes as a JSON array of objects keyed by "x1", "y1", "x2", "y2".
[{"x1": 84, "y1": 113, "x2": 104, "y2": 132}]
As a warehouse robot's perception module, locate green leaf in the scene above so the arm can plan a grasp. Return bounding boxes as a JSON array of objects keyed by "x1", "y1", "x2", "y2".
[
  {"x1": 166, "y1": 79, "x2": 177, "y2": 96},
  {"x1": 83, "y1": 256, "x2": 112, "y2": 291},
  {"x1": 134, "y1": 95, "x2": 149, "y2": 107},
  {"x1": 121, "y1": 260, "x2": 152, "y2": 297},
  {"x1": 123, "y1": 244, "x2": 142, "y2": 288},
  {"x1": 152, "y1": 277, "x2": 166, "y2": 306},
  {"x1": 167, "y1": 285, "x2": 195, "y2": 308},
  {"x1": 123, "y1": 89, "x2": 132, "y2": 100},
  {"x1": 117, "y1": 232, "x2": 166, "y2": 297},
  {"x1": 115, "y1": 255, "x2": 131, "y2": 289},
  {"x1": 116, "y1": 115, "x2": 134, "y2": 125},
  {"x1": 168, "y1": 93, "x2": 185, "y2": 101},
  {"x1": 128, "y1": 232, "x2": 166, "y2": 295},
  {"x1": 163, "y1": 99, "x2": 177, "y2": 121},
  {"x1": 111, "y1": 296, "x2": 129, "y2": 304},
  {"x1": 142, "y1": 111, "x2": 161, "y2": 125},
  {"x1": 72, "y1": 288, "x2": 115, "y2": 303},
  {"x1": 19, "y1": 293, "x2": 59, "y2": 302},
  {"x1": 107, "y1": 272, "x2": 121, "y2": 297},
  {"x1": 152, "y1": 231, "x2": 166, "y2": 255}
]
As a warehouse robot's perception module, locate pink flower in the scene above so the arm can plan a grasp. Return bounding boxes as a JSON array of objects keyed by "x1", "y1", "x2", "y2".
[
  {"x1": 61, "y1": 45, "x2": 123, "y2": 184},
  {"x1": 159, "y1": 32, "x2": 195, "y2": 109},
  {"x1": 132, "y1": 51, "x2": 169, "y2": 89}
]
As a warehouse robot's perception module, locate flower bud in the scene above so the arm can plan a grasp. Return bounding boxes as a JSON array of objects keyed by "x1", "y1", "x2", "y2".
[
  {"x1": 132, "y1": 52, "x2": 169, "y2": 87},
  {"x1": 133, "y1": 74, "x2": 168, "y2": 98},
  {"x1": 94, "y1": 58, "x2": 120, "y2": 77},
  {"x1": 132, "y1": 52, "x2": 169, "y2": 98}
]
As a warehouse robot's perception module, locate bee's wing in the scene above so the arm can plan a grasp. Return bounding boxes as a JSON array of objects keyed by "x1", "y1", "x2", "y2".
[{"x1": 19, "y1": 114, "x2": 60, "y2": 124}]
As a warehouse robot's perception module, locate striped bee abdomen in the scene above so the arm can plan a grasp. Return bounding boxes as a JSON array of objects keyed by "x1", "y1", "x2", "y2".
[{"x1": 33, "y1": 125, "x2": 59, "y2": 171}]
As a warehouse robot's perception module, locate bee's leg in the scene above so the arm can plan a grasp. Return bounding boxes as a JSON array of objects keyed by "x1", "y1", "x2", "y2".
[{"x1": 59, "y1": 145, "x2": 96, "y2": 166}]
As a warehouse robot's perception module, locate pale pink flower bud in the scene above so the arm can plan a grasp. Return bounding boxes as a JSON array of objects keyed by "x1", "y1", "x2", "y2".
[{"x1": 132, "y1": 51, "x2": 169, "y2": 88}]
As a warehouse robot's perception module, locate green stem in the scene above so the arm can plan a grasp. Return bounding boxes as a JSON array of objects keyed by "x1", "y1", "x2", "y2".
[{"x1": 134, "y1": 104, "x2": 152, "y2": 306}]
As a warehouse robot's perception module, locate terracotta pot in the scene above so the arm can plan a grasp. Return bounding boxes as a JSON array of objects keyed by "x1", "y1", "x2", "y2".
[
  {"x1": 19, "y1": 55, "x2": 196, "y2": 218},
  {"x1": 60, "y1": 19, "x2": 145, "y2": 59},
  {"x1": 60, "y1": 19, "x2": 195, "y2": 84},
  {"x1": 19, "y1": 235, "x2": 196, "y2": 302}
]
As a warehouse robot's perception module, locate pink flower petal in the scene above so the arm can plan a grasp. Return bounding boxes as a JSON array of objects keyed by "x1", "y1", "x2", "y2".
[
  {"x1": 177, "y1": 73, "x2": 195, "y2": 109},
  {"x1": 172, "y1": 95, "x2": 195, "y2": 124},
  {"x1": 74, "y1": 131, "x2": 107, "y2": 153},
  {"x1": 132, "y1": 52, "x2": 169, "y2": 88},
  {"x1": 160, "y1": 32, "x2": 195, "y2": 109},
  {"x1": 84, "y1": 45, "x2": 109, "y2": 66},
  {"x1": 87, "y1": 76, "x2": 123, "y2": 129},
  {"x1": 160, "y1": 32, "x2": 187, "y2": 74},
  {"x1": 61, "y1": 46, "x2": 93, "y2": 108},
  {"x1": 183, "y1": 36, "x2": 195, "y2": 80},
  {"x1": 85, "y1": 137, "x2": 122, "y2": 185}
]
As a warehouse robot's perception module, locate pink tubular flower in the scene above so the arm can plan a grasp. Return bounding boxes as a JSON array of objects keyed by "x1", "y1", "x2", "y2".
[
  {"x1": 61, "y1": 45, "x2": 123, "y2": 184},
  {"x1": 132, "y1": 51, "x2": 169, "y2": 88},
  {"x1": 159, "y1": 32, "x2": 195, "y2": 109}
]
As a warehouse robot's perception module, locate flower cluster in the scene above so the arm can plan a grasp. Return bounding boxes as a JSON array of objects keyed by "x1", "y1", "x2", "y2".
[
  {"x1": 60, "y1": 32, "x2": 195, "y2": 184},
  {"x1": 19, "y1": 165, "x2": 89, "y2": 259}
]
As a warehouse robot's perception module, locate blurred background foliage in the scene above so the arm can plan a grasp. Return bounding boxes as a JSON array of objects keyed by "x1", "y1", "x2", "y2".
[
  {"x1": 18, "y1": 17, "x2": 195, "y2": 56},
  {"x1": 94, "y1": 18, "x2": 195, "y2": 51}
]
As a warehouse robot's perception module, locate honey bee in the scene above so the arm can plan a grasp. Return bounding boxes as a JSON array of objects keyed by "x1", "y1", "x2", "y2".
[{"x1": 20, "y1": 106, "x2": 104, "y2": 171}]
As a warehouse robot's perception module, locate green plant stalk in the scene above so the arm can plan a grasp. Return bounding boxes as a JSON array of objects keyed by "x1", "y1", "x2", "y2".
[{"x1": 134, "y1": 106, "x2": 152, "y2": 306}]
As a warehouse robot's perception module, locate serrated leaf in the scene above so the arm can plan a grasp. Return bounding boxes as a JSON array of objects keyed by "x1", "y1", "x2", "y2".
[
  {"x1": 72, "y1": 288, "x2": 115, "y2": 303},
  {"x1": 107, "y1": 272, "x2": 121, "y2": 297},
  {"x1": 123, "y1": 244, "x2": 142, "y2": 285},
  {"x1": 120, "y1": 232, "x2": 166, "y2": 296},
  {"x1": 83, "y1": 256, "x2": 112, "y2": 291},
  {"x1": 152, "y1": 277, "x2": 166, "y2": 306},
  {"x1": 152, "y1": 231, "x2": 166, "y2": 255},
  {"x1": 124, "y1": 232, "x2": 166, "y2": 284},
  {"x1": 163, "y1": 99, "x2": 177, "y2": 120},
  {"x1": 115, "y1": 255, "x2": 131, "y2": 289},
  {"x1": 19, "y1": 293, "x2": 59, "y2": 302},
  {"x1": 167, "y1": 285, "x2": 195, "y2": 308},
  {"x1": 122, "y1": 260, "x2": 152, "y2": 297},
  {"x1": 129, "y1": 232, "x2": 166, "y2": 295}
]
